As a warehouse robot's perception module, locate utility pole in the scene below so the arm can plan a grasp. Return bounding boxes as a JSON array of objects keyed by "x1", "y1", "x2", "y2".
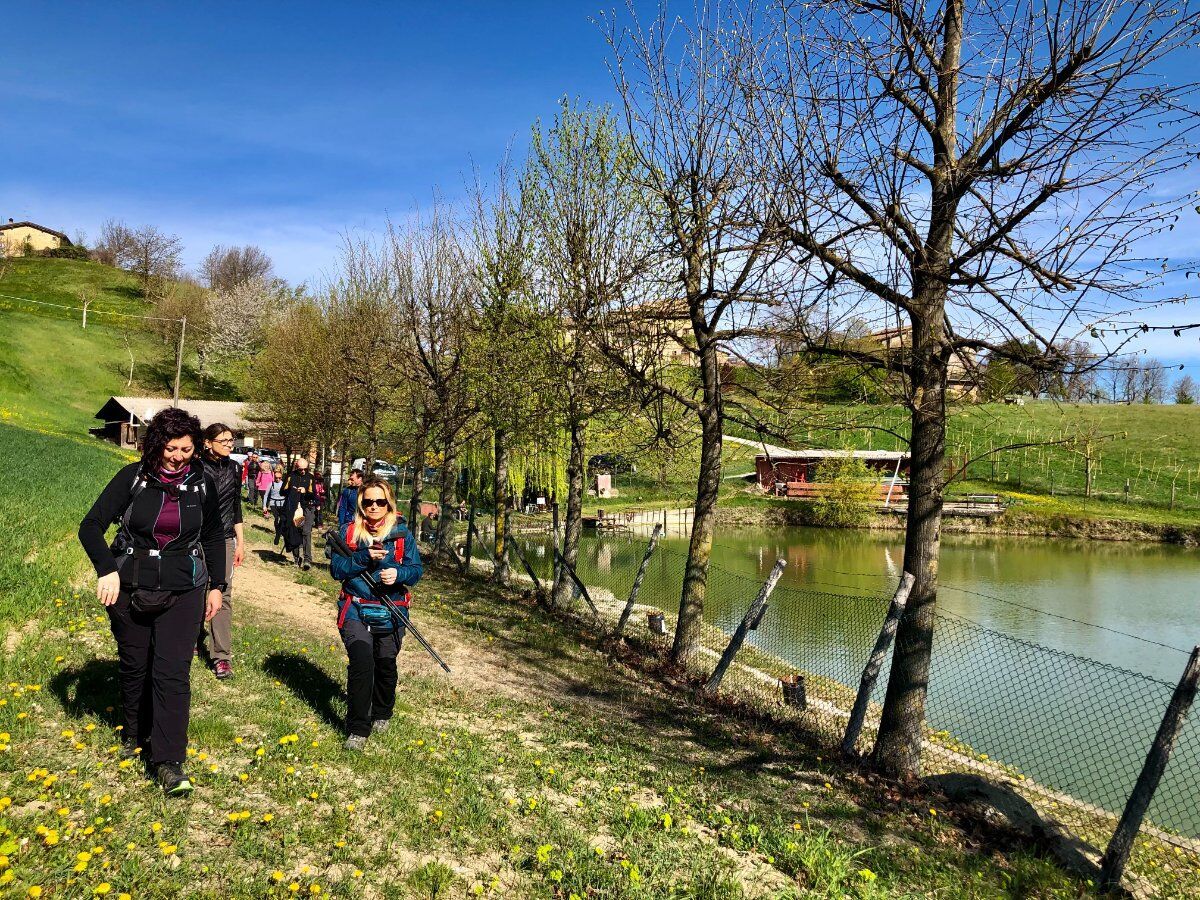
[{"x1": 172, "y1": 316, "x2": 187, "y2": 408}]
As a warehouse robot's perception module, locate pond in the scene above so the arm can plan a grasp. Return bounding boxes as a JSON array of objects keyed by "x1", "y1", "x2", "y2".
[{"x1": 516, "y1": 524, "x2": 1200, "y2": 838}]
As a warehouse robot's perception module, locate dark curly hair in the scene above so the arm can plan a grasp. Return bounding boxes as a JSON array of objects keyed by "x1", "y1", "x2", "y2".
[{"x1": 141, "y1": 407, "x2": 203, "y2": 471}]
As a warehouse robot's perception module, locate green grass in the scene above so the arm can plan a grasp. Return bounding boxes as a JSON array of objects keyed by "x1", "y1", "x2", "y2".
[
  {"x1": 0, "y1": 256, "x2": 148, "y2": 316},
  {"x1": 0, "y1": 371, "x2": 1113, "y2": 898},
  {"x1": 0, "y1": 515, "x2": 1106, "y2": 898},
  {"x1": 0, "y1": 258, "x2": 238, "y2": 437},
  {"x1": 784, "y1": 400, "x2": 1200, "y2": 512}
]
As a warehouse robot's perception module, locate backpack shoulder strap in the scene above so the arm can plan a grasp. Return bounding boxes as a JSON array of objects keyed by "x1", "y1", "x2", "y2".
[{"x1": 116, "y1": 467, "x2": 148, "y2": 546}]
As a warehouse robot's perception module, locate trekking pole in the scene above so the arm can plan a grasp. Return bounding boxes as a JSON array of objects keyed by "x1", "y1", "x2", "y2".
[
  {"x1": 375, "y1": 594, "x2": 452, "y2": 674},
  {"x1": 323, "y1": 530, "x2": 452, "y2": 674}
]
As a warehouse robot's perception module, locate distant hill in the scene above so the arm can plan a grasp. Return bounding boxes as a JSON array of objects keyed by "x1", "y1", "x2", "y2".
[{"x1": 0, "y1": 256, "x2": 237, "y2": 437}]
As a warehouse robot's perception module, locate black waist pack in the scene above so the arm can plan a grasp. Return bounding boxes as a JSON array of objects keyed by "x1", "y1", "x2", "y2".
[{"x1": 130, "y1": 588, "x2": 177, "y2": 615}]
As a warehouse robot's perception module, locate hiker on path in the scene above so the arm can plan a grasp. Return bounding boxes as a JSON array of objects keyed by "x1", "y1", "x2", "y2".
[
  {"x1": 256, "y1": 460, "x2": 275, "y2": 512},
  {"x1": 197, "y1": 423, "x2": 243, "y2": 680},
  {"x1": 313, "y1": 471, "x2": 327, "y2": 527},
  {"x1": 266, "y1": 466, "x2": 287, "y2": 541},
  {"x1": 281, "y1": 457, "x2": 317, "y2": 569},
  {"x1": 245, "y1": 454, "x2": 261, "y2": 505},
  {"x1": 330, "y1": 478, "x2": 422, "y2": 751},
  {"x1": 78, "y1": 407, "x2": 226, "y2": 797},
  {"x1": 337, "y1": 467, "x2": 363, "y2": 529}
]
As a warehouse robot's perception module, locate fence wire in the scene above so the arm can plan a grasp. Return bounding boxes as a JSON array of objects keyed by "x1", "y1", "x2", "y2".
[{"x1": 457, "y1": 518, "x2": 1200, "y2": 879}]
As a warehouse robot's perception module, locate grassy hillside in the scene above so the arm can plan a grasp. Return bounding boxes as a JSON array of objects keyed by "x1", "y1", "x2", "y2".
[
  {"x1": 599, "y1": 400, "x2": 1200, "y2": 529},
  {"x1": 0, "y1": 257, "x2": 236, "y2": 435}
]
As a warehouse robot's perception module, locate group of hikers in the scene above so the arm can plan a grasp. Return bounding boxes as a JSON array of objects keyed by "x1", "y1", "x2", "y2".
[{"x1": 78, "y1": 408, "x2": 422, "y2": 796}]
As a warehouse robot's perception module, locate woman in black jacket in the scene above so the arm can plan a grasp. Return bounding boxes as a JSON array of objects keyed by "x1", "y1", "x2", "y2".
[
  {"x1": 78, "y1": 407, "x2": 227, "y2": 796},
  {"x1": 197, "y1": 423, "x2": 243, "y2": 680}
]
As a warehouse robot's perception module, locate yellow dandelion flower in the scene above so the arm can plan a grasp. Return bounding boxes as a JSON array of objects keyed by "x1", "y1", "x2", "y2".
[
  {"x1": 234, "y1": 737, "x2": 243, "y2": 745},
  {"x1": 28, "y1": 887, "x2": 44, "y2": 898},
  {"x1": 262, "y1": 813, "x2": 275, "y2": 823},
  {"x1": 161, "y1": 845, "x2": 177, "y2": 856},
  {"x1": 288, "y1": 883, "x2": 300, "y2": 894},
  {"x1": 271, "y1": 871, "x2": 285, "y2": 882},
  {"x1": 92, "y1": 884, "x2": 112, "y2": 895}
]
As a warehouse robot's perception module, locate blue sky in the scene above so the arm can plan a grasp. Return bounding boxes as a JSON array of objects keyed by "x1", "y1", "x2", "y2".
[
  {"x1": 3, "y1": 1, "x2": 1199, "y2": 372},
  {"x1": 0, "y1": 2, "x2": 618, "y2": 284}
]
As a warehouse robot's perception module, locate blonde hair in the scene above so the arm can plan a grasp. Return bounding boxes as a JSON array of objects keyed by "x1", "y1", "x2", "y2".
[{"x1": 352, "y1": 478, "x2": 398, "y2": 546}]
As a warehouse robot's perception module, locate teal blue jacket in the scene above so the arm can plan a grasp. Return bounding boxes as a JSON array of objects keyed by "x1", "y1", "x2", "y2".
[{"x1": 330, "y1": 519, "x2": 422, "y2": 623}]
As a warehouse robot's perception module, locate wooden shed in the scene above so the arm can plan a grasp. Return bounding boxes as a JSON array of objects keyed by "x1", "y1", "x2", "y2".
[{"x1": 755, "y1": 449, "x2": 910, "y2": 502}]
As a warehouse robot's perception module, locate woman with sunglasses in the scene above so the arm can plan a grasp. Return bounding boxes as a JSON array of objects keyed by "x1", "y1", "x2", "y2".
[
  {"x1": 197, "y1": 423, "x2": 243, "y2": 680},
  {"x1": 329, "y1": 478, "x2": 422, "y2": 751},
  {"x1": 78, "y1": 407, "x2": 226, "y2": 796}
]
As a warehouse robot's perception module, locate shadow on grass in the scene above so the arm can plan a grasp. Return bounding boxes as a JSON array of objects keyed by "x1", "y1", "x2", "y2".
[
  {"x1": 48, "y1": 659, "x2": 121, "y2": 728},
  {"x1": 263, "y1": 651, "x2": 344, "y2": 731},
  {"x1": 253, "y1": 547, "x2": 292, "y2": 566}
]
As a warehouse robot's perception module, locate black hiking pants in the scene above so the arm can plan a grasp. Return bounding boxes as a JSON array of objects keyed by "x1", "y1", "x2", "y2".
[
  {"x1": 106, "y1": 585, "x2": 205, "y2": 764},
  {"x1": 339, "y1": 617, "x2": 403, "y2": 737}
]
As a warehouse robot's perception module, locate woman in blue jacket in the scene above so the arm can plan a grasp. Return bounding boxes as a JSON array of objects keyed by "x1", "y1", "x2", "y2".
[{"x1": 329, "y1": 477, "x2": 422, "y2": 750}]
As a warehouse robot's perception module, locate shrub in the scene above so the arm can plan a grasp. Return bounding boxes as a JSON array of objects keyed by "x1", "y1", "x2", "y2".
[
  {"x1": 810, "y1": 455, "x2": 879, "y2": 527},
  {"x1": 37, "y1": 245, "x2": 91, "y2": 261}
]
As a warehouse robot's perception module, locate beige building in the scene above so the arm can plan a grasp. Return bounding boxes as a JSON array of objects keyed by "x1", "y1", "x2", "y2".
[
  {"x1": 0, "y1": 219, "x2": 72, "y2": 256},
  {"x1": 871, "y1": 326, "x2": 980, "y2": 399}
]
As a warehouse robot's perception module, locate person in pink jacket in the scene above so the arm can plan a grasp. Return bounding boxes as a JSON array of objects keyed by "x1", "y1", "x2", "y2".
[{"x1": 256, "y1": 463, "x2": 277, "y2": 512}]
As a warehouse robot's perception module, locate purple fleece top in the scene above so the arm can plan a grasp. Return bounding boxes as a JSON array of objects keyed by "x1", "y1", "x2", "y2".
[{"x1": 152, "y1": 466, "x2": 188, "y2": 550}]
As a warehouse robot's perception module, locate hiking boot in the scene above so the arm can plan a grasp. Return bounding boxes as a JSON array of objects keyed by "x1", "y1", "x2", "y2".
[
  {"x1": 214, "y1": 660, "x2": 233, "y2": 680},
  {"x1": 301, "y1": 561, "x2": 312, "y2": 571},
  {"x1": 371, "y1": 719, "x2": 390, "y2": 733},
  {"x1": 343, "y1": 734, "x2": 368, "y2": 752},
  {"x1": 154, "y1": 762, "x2": 193, "y2": 797}
]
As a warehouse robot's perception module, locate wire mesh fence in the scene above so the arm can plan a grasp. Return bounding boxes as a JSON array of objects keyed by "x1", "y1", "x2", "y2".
[{"x1": 455, "y1": 516, "x2": 1200, "y2": 881}]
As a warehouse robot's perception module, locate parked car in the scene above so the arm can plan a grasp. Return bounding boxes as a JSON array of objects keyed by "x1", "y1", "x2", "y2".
[
  {"x1": 231, "y1": 446, "x2": 280, "y2": 467},
  {"x1": 373, "y1": 461, "x2": 399, "y2": 479}
]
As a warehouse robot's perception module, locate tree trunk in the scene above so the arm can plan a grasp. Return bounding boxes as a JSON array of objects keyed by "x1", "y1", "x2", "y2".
[
  {"x1": 872, "y1": 0, "x2": 960, "y2": 780},
  {"x1": 407, "y1": 423, "x2": 427, "y2": 528},
  {"x1": 492, "y1": 428, "x2": 510, "y2": 583},
  {"x1": 872, "y1": 317, "x2": 950, "y2": 779},
  {"x1": 552, "y1": 418, "x2": 586, "y2": 607},
  {"x1": 671, "y1": 342, "x2": 723, "y2": 666},
  {"x1": 434, "y1": 435, "x2": 458, "y2": 564}
]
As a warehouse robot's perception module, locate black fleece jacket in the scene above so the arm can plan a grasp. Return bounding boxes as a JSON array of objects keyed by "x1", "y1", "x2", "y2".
[{"x1": 78, "y1": 460, "x2": 228, "y2": 593}]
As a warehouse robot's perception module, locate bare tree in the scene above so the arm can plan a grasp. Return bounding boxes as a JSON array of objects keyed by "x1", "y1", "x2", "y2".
[
  {"x1": 1137, "y1": 358, "x2": 1169, "y2": 403},
  {"x1": 1175, "y1": 374, "x2": 1197, "y2": 405},
  {"x1": 525, "y1": 97, "x2": 651, "y2": 605},
  {"x1": 92, "y1": 219, "x2": 135, "y2": 268},
  {"x1": 391, "y1": 207, "x2": 478, "y2": 563},
  {"x1": 762, "y1": 0, "x2": 1200, "y2": 778},
  {"x1": 201, "y1": 244, "x2": 274, "y2": 293},
  {"x1": 602, "y1": 2, "x2": 790, "y2": 665},
  {"x1": 468, "y1": 160, "x2": 545, "y2": 583},
  {"x1": 124, "y1": 225, "x2": 183, "y2": 294}
]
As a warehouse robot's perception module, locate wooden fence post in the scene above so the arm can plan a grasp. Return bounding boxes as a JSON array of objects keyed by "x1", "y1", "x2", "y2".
[
  {"x1": 703, "y1": 559, "x2": 787, "y2": 695},
  {"x1": 460, "y1": 503, "x2": 476, "y2": 574},
  {"x1": 506, "y1": 533, "x2": 546, "y2": 599},
  {"x1": 841, "y1": 572, "x2": 915, "y2": 755},
  {"x1": 614, "y1": 524, "x2": 662, "y2": 638},
  {"x1": 1099, "y1": 645, "x2": 1200, "y2": 891},
  {"x1": 553, "y1": 547, "x2": 601, "y2": 620}
]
